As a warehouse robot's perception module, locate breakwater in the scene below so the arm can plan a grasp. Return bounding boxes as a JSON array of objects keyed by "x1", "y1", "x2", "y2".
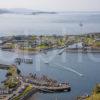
[{"x1": 0, "y1": 64, "x2": 10, "y2": 70}]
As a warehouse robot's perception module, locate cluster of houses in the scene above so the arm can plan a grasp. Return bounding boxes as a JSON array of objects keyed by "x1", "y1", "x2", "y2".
[
  {"x1": 0, "y1": 35, "x2": 68, "y2": 50},
  {"x1": 0, "y1": 33, "x2": 100, "y2": 51}
]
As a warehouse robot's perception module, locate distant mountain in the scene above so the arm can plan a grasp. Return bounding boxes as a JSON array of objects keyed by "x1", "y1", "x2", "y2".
[
  {"x1": 8, "y1": 8, "x2": 34, "y2": 14},
  {"x1": 0, "y1": 9, "x2": 10, "y2": 14},
  {"x1": 0, "y1": 8, "x2": 57, "y2": 15}
]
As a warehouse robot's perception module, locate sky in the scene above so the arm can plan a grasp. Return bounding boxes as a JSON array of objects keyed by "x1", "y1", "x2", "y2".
[{"x1": 0, "y1": 0, "x2": 100, "y2": 11}]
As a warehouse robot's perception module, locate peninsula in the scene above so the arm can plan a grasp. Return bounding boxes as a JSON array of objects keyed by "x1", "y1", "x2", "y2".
[{"x1": 0, "y1": 64, "x2": 71, "y2": 100}]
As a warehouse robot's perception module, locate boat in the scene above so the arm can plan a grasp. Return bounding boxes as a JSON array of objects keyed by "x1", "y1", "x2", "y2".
[{"x1": 44, "y1": 61, "x2": 49, "y2": 64}]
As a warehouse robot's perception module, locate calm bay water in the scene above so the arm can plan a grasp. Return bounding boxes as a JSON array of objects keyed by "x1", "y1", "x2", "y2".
[
  {"x1": 0, "y1": 12, "x2": 100, "y2": 36},
  {"x1": 0, "y1": 50, "x2": 100, "y2": 100}
]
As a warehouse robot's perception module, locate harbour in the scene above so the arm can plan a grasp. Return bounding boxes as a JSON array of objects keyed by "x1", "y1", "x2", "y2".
[{"x1": 0, "y1": 49, "x2": 100, "y2": 100}]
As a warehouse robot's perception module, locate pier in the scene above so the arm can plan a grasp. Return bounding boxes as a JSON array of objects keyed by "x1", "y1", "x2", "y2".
[
  {"x1": 23, "y1": 74, "x2": 71, "y2": 93},
  {"x1": 32, "y1": 84, "x2": 71, "y2": 93}
]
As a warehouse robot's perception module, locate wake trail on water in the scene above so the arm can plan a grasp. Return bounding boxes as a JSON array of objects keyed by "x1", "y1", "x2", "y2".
[
  {"x1": 45, "y1": 61, "x2": 83, "y2": 77},
  {"x1": 53, "y1": 63, "x2": 83, "y2": 77}
]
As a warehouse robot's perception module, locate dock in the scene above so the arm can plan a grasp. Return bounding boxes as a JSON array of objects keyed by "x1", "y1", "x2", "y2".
[
  {"x1": 15, "y1": 58, "x2": 33, "y2": 65},
  {"x1": 32, "y1": 84, "x2": 71, "y2": 93}
]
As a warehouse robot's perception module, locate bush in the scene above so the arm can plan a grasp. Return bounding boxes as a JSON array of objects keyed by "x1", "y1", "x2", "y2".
[{"x1": 94, "y1": 84, "x2": 100, "y2": 93}]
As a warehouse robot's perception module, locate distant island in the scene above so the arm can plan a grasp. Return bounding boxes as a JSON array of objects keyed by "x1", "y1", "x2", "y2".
[
  {"x1": 0, "y1": 9, "x2": 10, "y2": 14},
  {"x1": 0, "y1": 8, "x2": 57, "y2": 15}
]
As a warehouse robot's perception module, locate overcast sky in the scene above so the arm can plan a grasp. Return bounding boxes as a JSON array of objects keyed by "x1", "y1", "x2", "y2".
[{"x1": 0, "y1": 0, "x2": 100, "y2": 11}]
